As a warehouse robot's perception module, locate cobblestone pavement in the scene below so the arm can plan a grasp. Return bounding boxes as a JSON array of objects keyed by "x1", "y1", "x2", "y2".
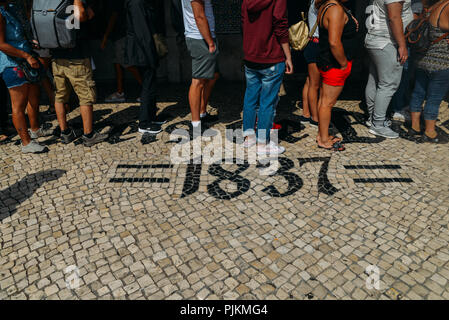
[{"x1": 1, "y1": 83, "x2": 449, "y2": 300}]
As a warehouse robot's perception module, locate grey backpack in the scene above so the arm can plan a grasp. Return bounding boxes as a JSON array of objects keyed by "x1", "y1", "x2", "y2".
[{"x1": 31, "y1": 0, "x2": 77, "y2": 49}]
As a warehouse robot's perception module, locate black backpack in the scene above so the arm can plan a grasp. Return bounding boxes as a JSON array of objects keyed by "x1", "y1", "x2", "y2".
[{"x1": 405, "y1": 1, "x2": 449, "y2": 54}]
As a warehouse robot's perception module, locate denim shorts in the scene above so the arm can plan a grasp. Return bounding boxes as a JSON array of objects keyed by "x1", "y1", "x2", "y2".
[{"x1": 1, "y1": 66, "x2": 29, "y2": 89}]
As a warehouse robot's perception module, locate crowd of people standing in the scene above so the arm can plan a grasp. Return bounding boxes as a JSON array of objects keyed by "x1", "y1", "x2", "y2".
[{"x1": 0, "y1": 0, "x2": 448, "y2": 155}]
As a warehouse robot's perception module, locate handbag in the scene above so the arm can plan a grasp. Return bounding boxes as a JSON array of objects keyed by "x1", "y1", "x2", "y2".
[
  {"x1": 14, "y1": 53, "x2": 43, "y2": 83},
  {"x1": 289, "y1": 12, "x2": 319, "y2": 51}
]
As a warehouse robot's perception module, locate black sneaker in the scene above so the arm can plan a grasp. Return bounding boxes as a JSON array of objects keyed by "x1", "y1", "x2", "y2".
[
  {"x1": 82, "y1": 131, "x2": 108, "y2": 147},
  {"x1": 200, "y1": 113, "x2": 219, "y2": 124},
  {"x1": 309, "y1": 119, "x2": 319, "y2": 127},
  {"x1": 138, "y1": 123, "x2": 162, "y2": 134},
  {"x1": 188, "y1": 122, "x2": 218, "y2": 138},
  {"x1": 153, "y1": 115, "x2": 169, "y2": 125},
  {"x1": 61, "y1": 129, "x2": 77, "y2": 144}
]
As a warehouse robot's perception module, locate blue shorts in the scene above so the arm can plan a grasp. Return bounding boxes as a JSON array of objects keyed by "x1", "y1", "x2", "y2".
[{"x1": 1, "y1": 67, "x2": 29, "y2": 89}]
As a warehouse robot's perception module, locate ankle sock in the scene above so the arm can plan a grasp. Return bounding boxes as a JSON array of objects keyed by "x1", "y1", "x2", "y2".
[
  {"x1": 200, "y1": 113, "x2": 207, "y2": 118},
  {"x1": 191, "y1": 121, "x2": 201, "y2": 128}
]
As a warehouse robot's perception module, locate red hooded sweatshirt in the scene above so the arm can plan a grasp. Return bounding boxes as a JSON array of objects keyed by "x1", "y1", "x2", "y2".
[{"x1": 242, "y1": 0, "x2": 289, "y2": 64}]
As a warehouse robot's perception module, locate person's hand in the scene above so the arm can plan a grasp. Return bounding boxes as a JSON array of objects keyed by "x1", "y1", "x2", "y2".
[
  {"x1": 340, "y1": 62, "x2": 348, "y2": 71},
  {"x1": 26, "y1": 55, "x2": 39, "y2": 69},
  {"x1": 285, "y1": 58, "x2": 294, "y2": 74},
  {"x1": 31, "y1": 39, "x2": 40, "y2": 50},
  {"x1": 398, "y1": 46, "x2": 408, "y2": 65},
  {"x1": 100, "y1": 37, "x2": 107, "y2": 50},
  {"x1": 208, "y1": 42, "x2": 216, "y2": 54}
]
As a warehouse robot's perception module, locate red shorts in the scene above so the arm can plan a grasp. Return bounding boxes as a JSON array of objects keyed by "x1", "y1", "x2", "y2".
[{"x1": 319, "y1": 60, "x2": 353, "y2": 87}]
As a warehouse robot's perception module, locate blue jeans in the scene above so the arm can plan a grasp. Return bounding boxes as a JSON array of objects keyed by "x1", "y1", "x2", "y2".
[
  {"x1": 243, "y1": 62, "x2": 285, "y2": 143},
  {"x1": 409, "y1": 68, "x2": 449, "y2": 120}
]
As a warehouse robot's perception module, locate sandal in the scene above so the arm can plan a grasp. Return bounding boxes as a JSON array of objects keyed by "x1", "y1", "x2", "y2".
[
  {"x1": 420, "y1": 133, "x2": 440, "y2": 144},
  {"x1": 318, "y1": 140, "x2": 346, "y2": 152},
  {"x1": 316, "y1": 135, "x2": 342, "y2": 144},
  {"x1": 406, "y1": 127, "x2": 422, "y2": 138}
]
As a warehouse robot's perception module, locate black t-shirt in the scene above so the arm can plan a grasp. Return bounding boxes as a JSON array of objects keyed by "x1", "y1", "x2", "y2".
[
  {"x1": 110, "y1": 0, "x2": 127, "y2": 41},
  {"x1": 50, "y1": 0, "x2": 91, "y2": 60}
]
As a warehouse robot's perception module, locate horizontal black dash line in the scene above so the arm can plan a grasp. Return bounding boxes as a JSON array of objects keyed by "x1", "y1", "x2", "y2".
[
  {"x1": 345, "y1": 165, "x2": 402, "y2": 170},
  {"x1": 353, "y1": 178, "x2": 413, "y2": 183},
  {"x1": 116, "y1": 164, "x2": 173, "y2": 169},
  {"x1": 109, "y1": 178, "x2": 170, "y2": 183}
]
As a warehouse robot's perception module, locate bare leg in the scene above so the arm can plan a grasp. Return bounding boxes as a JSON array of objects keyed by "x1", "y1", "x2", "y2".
[
  {"x1": 189, "y1": 78, "x2": 207, "y2": 122},
  {"x1": 80, "y1": 105, "x2": 93, "y2": 135},
  {"x1": 411, "y1": 112, "x2": 421, "y2": 132},
  {"x1": 55, "y1": 102, "x2": 69, "y2": 131},
  {"x1": 126, "y1": 66, "x2": 143, "y2": 86},
  {"x1": 39, "y1": 57, "x2": 55, "y2": 107},
  {"x1": 317, "y1": 83, "x2": 344, "y2": 148},
  {"x1": 424, "y1": 119, "x2": 437, "y2": 138},
  {"x1": 26, "y1": 84, "x2": 41, "y2": 132},
  {"x1": 10, "y1": 84, "x2": 32, "y2": 145},
  {"x1": 114, "y1": 63, "x2": 124, "y2": 94},
  {"x1": 307, "y1": 63, "x2": 320, "y2": 122},
  {"x1": 302, "y1": 77, "x2": 311, "y2": 118},
  {"x1": 200, "y1": 72, "x2": 219, "y2": 115}
]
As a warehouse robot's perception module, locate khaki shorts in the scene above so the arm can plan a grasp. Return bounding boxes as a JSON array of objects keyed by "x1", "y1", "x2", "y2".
[{"x1": 52, "y1": 58, "x2": 96, "y2": 105}]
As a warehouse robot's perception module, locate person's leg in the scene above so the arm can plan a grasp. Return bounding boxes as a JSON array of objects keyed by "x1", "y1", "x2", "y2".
[
  {"x1": 409, "y1": 68, "x2": 429, "y2": 133},
  {"x1": 391, "y1": 58, "x2": 409, "y2": 113},
  {"x1": 365, "y1": 56, "x2": 378, "y2": 119},
  {"x1": 39, "y1": 57, "x2": 56, "y2": 108},
  {"x1": 302, "y1": 76, "x2": 311, "y2": 118},
  {"x1": 115, "y1": 63, "x2": 125, "y2": 94},
  {"x1": 189, "y1": 78, "x2": 207, "y2": 122},
  {"x1": 370, "y1": 44, "x2": 403, "y2": 126},
  {"x1": 257, "y1": 63, "x2": 285, "y2": 144},
  {"x1": 201, "y1": 72, "x2": 219, "y2": 115},
  {"x1": 0, "y1": 79, "x2": 8, "y2": 130},
  {"x1": 243, "y1": 67, "x2": 262, "y2": 138},
  {"x1": 138, "y1": 66, "x2": 158, "y2": 128},
  {"x1": 26, "y1": 83, "x2": 41, "y2": 132},
  {"x1": 422, "y1": 68, "x2": 449, "y2": 138},
  {"x1": 9, "y1": 84, "x2": 32, "y2": 145},
  {"x1": 53, "y1": 60, "x2": 71, "y2": 132},
  {"x1": 308, "y1": 63, "x2": 320, "y2": 122},
  {"x1": 317, "y1": 83, "x2": 344, "y2": 147},
  {"x1": 126, "y1": 66, "x2": 143, "y2": 86}
]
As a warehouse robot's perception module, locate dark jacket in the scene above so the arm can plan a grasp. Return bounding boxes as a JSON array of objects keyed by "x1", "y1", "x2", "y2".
[
  {"x1": 124, "y1": 0, "x2": 159, "y2": 68},
  {"x1": 242, "y1": 0, "x2": 289, "y2": 64}
]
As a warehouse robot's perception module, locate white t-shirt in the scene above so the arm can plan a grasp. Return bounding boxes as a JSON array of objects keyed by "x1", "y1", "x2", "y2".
[
  {"x1": 308, "y1": 0, "x2": 319, "y2": 38},
  {"x1": 181, "y1": 0, "x2": 216, "y2": 40},
  {"x1": 365, "y1": 0, "x2": 414, "y2": 49}
]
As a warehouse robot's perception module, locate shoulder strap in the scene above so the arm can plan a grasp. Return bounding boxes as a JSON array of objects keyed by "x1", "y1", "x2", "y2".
[
  {"x1": 437, "y1": 0, "x2": 449, "y2": 28},
  {"x1": 309, "y1": 18, "x2": 319, "y2": 37},
  {"x1": 319, "y1": 3, "x2": 337, "y2": 27}
]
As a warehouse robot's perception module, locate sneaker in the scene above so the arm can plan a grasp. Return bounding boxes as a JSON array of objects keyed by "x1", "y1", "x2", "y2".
[
  {"x1": 137, "y1": 97, "x2": 141, "y2": 103},
  {"x1": 29, "y1": 126, "x2": 54, "y2": 139},
  {"x1": 298, "y1": 115, "x2": 311, "y2": 124},
  {"x1": 105, "y1": 92, "x2": 125, "y2": 103},
  {"x1": 243, "y1": 135, "x2": 256, "y2": 148},
  {"x1": 309, "y1": 119, "x2": 319, "y2": 127},
  {"x1": 369, "y1": 124, "x2": 399, "y2": 139},
  {"x1": 366, "y1": 116, "x2": 373, "y2": 127},
  {"x1": 82, "y1": 131, "x2": 108, "y2": 147},
  {"x1": 272, "y1": 123, "x2": 282, "y2": 130},
  {"x1": 188, "y1": 122, "x2": 218, "y2": 138},
  {"x1": 392, "y1": 109, "x2": 411, "y2": 121},
  {"x1": 153, "y1": 115, "x2": 168, "y2": 125},
  {"x1": 138, "y1": 123, "x2": 162, "y2": 134},
  {"x1": 257, "y1": 141, "x2": 285, "y2": 155},
  {"x1": 200, "y1": 113, "x2": 219, "y2": 124},
  {"x1": 61, "y1": 129, "x2": 77, "y2": 144},
  {"x1": 21, "y1": 140, "x2": 48, "y2": 154}
]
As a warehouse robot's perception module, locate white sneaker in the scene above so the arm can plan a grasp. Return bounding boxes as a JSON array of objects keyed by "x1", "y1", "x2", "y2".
[
  {"x1": 105, "y1": 92, "x2": 125, "y2": 103},
  {"x1": 243, "y1": 135, "x2": 256, "y2": 148},
  {"x1": 392, "y1": 109, "x2": 410, "y2": 121},
  {"x1": 257, "y1": 141, "x2": 285, "y2": 155}
]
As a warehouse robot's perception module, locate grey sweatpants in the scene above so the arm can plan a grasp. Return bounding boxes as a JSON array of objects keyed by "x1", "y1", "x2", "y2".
[{"x1": 365, "y1": 43, "x2": 404, "y2": 126}]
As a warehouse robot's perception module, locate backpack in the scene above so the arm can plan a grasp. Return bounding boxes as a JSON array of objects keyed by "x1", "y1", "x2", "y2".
[
  {"x1": 405, "y1": 1, "x2": 449, "y2": 54},
  {"x1": 289, "y1": 12, "x2": 319, "y2": 51},
  {"x1": 31, "y1": 0, "x2": 77, "y2": 49}
]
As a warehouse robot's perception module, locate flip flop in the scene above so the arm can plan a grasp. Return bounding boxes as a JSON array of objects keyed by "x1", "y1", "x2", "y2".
[{"x1": 318, "y1": 140, "x2": 346, "y2": 152}]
